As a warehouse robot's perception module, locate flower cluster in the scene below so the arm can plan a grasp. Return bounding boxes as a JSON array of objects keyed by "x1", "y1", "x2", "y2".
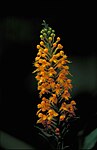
[{"x1": 33, "y1": 20, "x2": 77, "y2": 149}]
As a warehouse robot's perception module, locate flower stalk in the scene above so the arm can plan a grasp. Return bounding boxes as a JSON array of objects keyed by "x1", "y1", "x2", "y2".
[{"x1": 33, "y1": 20, "x2": 77, "y2": 150}]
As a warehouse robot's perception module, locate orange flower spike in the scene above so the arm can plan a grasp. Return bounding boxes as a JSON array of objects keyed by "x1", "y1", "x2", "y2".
[{"x1": 33, "y1": 20, "x2": 77, "y2": 146}]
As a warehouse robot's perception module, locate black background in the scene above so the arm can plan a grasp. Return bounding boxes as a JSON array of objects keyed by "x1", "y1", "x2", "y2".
[{"x1": 1, "y1": 3, "x2": 97, "y2": 150}]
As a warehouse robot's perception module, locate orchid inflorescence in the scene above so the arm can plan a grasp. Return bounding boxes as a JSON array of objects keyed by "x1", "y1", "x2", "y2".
[{"x1": 33, "y1": 20, "x2": 77, "y2": 150}]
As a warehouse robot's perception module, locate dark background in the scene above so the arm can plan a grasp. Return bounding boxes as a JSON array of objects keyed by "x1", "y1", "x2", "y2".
[{"x1": 0, "y1": 3, "x2": 97, "y2": 150}]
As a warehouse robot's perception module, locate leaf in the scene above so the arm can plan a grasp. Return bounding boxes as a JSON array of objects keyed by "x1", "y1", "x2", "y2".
[
  {"x1": 0, "y1": 130, "x2": 34, "y2": 149},
  {"x1": 38, "y1": 132, "x2": 49, "y2": 143},
  {"x1": 34, "y1": 126, "x2": 53, "y2": 137},
  {"x1": 81, "y1": 128, "x2": 97, "y2": 149}
]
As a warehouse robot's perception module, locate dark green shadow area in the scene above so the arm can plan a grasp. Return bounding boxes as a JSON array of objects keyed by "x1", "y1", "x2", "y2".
[{"x1": 0, "y1": 130, "x2": 35, "y2": 150}]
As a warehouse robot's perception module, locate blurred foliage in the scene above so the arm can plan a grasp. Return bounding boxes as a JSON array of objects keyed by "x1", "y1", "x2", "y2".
[
  {"x1": 0, "y1": 130, "x2": 35, "y2": 150},
  {"x1": 0, "y1": 128, "x2": 97, "y2": 150},
  {"x1": 81, "y1": 128, "x2": 97, "y2": 149}
]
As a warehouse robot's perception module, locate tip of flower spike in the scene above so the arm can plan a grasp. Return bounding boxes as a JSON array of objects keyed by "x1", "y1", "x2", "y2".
[
  {"x1": 42, "y1": 20, "x2": 49, "y2": 28},
  {"x1": 42, "y1": 20, "x2": 46, "y2": 24}
]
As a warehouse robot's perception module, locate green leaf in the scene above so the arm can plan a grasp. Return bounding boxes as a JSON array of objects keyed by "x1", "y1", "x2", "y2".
[
  {"x1": 81, "y1": 128, "x2": 97, "y2": 149},
  {"x1": 0, "y1": 130, "x2": 34, "y2": 149},
  {"x1": 34, "y1": 126, "x2": 53, "y2": 137}
]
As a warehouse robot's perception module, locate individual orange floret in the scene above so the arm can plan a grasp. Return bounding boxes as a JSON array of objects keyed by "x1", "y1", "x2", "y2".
[
  {"x1": 60, "y1": 114, "x2": 66, "y2": 121},
  {"x1": 60, "y1": 50, "x2": 64, "y2": 56},
  {"x1": 37, "y1": 113, "x2": 47, "y2": 124},
  {"x1": 53, "y1": 43, "x2": 57, "y2": 48},
  {"x1": 47, "y1": 109, "x2": 58, "y2": 121},
  {"x1": 61, "y1": 90, "x2": 70, "y2": 100},
  {"x1": 71, "y1": 100, "x2": 76, "y2": 105},
  {"x1": 49, "y1": 94, "x2": 57, "y2": 104},
  {"x1": 56, "y1": 37, "x2": 61, "y2": 42},
  {"x1": 60, "y1": 102, "x2": 68, "y2": 111},
  {"x1": 44, "y1": 48, "x2": 48, "y2": 53},
  {"x1": 40, "y1": 41, "x2": 44, "y2": 46},
  {"x1": 37, "y1": 45, "x2": 41, "y2": 49},
  {"x1": 57, "y1": 44, "x2": 63, "y2": 49}
]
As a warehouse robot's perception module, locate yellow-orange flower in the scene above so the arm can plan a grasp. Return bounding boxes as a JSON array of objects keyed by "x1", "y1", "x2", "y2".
[
  {"x1": 60, "y1": 102, "x2": 68, "y2": 111},
  {"x1": 37, "y1": 45, "x2": 41, "y2": 49},
  {"x1": 62, "y1": 90, "x2": 70, "y2": 100},
  {"x1": 37, "y1": 113, "x2": 47, "y2": 124},
  {"x1": 60, "y1": 114, "x2": 66, "y2": 121},
  {"x1": 44, "y1": 48, "x2": 48, "y2": 53},
  {"x1": 40, "y1": 41, "x2": 44, "y2": 46},
  {"x1": 71, "y1": 100, "x2": 76, "y2": 105},
  {"x1": 53, "y1": 43, "x2": 57, "y2": 48},
  {"x1": 38, "y1": 82, "x2": 50, "y2": 97},
  {"x1": 54, "y1": 83, "x2": 62, "y2": 95},
  {"x1": 57, "y1": 44, "x2": 63, "y2": 49},
  {"x1": 47, "y1": 109, "x2": 58, "y2": 120},
  {"x1": 33, "y1": 20, "x2": 77, "y2": 143},
  {"x1": 48, "y1": 67, "x2": 57, "y2": 77},
  {"x1": 57, "y1": 37, "x2": 60, "y2": 42},
  {"x1": 37, "y1": 98, "x2": 50, "y2": 112},
  {"x1": 49, "y1": 94, "x2": 58, "y2": 104}
]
